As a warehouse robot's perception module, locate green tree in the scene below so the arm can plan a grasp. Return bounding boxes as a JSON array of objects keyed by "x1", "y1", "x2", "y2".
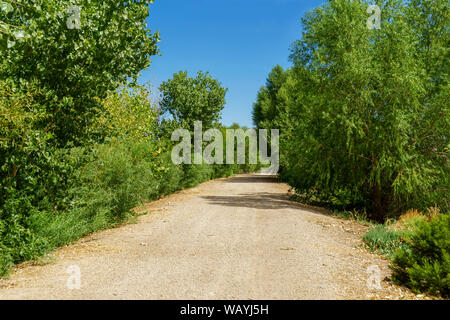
[
  {"x1": 0, "y1": 0, "x2": 160, "y2": 145},
  {"x1": 92, "y1": 84, "x2": 159, "y2": 143},
  {"x1": 252, "y1": 65, "x2": 288, "y2": 129},
  {"x1": 253, "y1": 66, "x2": 303, "y2": 173},
  {"x1": 159, "y1": 71, "x2": 227, "y2": 130},
  {"x1": 255, "y1": 0, "x2": 449, "y2": 220}
]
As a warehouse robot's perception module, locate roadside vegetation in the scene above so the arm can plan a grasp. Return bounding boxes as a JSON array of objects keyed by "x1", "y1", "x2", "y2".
[
  {"x1": 254, "y1": 0, "x2": 449, "y2": 297},
  {"x1": 0, "y1": 1, "x2": 257, "y2": 276},
  {"x1": 0, "y1": 0, "x2": 447, "y2": 299}
]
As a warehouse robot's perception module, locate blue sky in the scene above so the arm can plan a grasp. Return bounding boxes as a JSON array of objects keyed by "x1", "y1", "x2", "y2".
[{"x1": 140, "y1": 0, "x2": 325, "y2": 128}]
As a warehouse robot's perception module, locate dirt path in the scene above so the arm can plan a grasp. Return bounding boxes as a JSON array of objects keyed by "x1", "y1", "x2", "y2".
[{"x1": 0, "y1": 174, "x2": 418, "y2": 299}]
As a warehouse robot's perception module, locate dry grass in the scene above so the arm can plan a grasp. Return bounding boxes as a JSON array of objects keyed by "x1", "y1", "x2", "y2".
[
  {"x1": 389, "y1": 207, "x2": 441, "y2": 232},
  {"x1": 390, "y1": 209, "x2": 425, "y2": 231},
  {"x1": 426, "y1": 206, "x2": 441, "y2": 219}
]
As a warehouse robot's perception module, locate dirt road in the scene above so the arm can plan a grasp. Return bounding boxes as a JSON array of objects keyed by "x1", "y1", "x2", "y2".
[{"x1": 0, "y1": 174, "x2": 417, "y2": 299}]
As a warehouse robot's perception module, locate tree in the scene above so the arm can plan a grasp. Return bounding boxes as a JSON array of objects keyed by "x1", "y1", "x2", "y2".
[
  {"x1": 93, "y1": 84, "x2": 159, "y2": 143},
  {"x1": 252, "y1": 65, "x2": 288, "y2": 129},
  {"x1": 159, "y1": 71, "x2": 227, "y2": 130},
  {"x1": 254, "y1": 0, "x2": 449, "y2": 220},
  {"x1": 0, "y1": 0, "x2": 160, "y2": 145}
]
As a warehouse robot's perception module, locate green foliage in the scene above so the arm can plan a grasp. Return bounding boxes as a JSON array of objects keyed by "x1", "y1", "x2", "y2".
[
  {"x1": 254, "y1": 0, "x2": 449, "y2": 220},
  {"x1": 363, "y1": 224, "x2": 406, "y2": 258},
  {"x1": 159, "y1": 71, "x2": 227, "y2": 130},
  {"x1": 391, "y1": 214, "x2": 450, "y2": 297},
  {"x1": 0, "y1": 212, "x2": 50, "y2": 269},
  {"x1": 0, "y1": 0, "x2": 160, "y2": 145},
  {"x1": 28, "y1": 140, "x2": 163, "y2": 248},
  {"x1": 181, "y1": 163, "x2": 213, "y2": 189},
  {"x1": 0, "y1": 0, "x2": 29, "y2": 49},
  {"x1": 0, "y1": 136, "x2": 256, "y2": 276},
  {"x1": 93, "y1": 84, "x2": 159, "y2": 143},
  {"x1": 0, "y1": 0, "x2": 164, "y2": 276},
  {"x1": 252, "y1": 65, "x2": 291, "y2": 130}
]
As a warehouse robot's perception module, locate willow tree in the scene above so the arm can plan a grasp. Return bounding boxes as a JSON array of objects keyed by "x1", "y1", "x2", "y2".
[{"x1": 258, "y1": 0, "x2": 449, "y2": 220}]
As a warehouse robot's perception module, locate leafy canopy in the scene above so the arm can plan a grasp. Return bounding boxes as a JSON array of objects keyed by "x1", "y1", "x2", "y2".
[
  {"x1": 159, "y1": 71, "x2": 227, "y2": 130},
  {"x1": 254, "y1": 0, "x2": 449, "y2": 220},
  {"x1": 0, "y1": 0, "x2": 160, "y2": 145}
]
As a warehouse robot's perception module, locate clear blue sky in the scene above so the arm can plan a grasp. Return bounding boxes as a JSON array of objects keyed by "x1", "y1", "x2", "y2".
[{"x1": 140, "y1": 0, "x2": 325, "y2": 128}]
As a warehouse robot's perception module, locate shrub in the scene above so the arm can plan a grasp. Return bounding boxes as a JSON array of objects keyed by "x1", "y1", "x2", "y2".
[
  {"x1": 156, "y1": 152, "x2": 184, "y2": 196},
  {"x1": 0, "y1": 135, "x2": 259, "y2": 276},
  {"x1": 182, "y1": 163, "x2": 214, "y2": 189},
  {"x1": 391, "y1": 214, "x2": 450, "y2": 297},
  {"x1": 0, "y1": 213, "x2": 50, "y2": 268}
]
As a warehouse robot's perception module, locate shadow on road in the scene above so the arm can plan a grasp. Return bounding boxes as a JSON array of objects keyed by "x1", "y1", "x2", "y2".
[
  {"x1": 224, "y1": 175, "x2": 279, "y2": 184},
  {"x1": 201, "y1": 192, "x2": 299, "y2": 210},
  {"x1": 201, "y1": 174, "x2": 331, "y2": 215}
]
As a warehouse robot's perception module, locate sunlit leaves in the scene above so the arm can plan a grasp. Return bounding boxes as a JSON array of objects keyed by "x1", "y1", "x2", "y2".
[
  {"x1": 93, "y1": 84, "x2": 159, "y2": 143},
  {"x1": 0, "y1": 0, "x2": 160, "y2": 145},
  {"x1": 159, "y1": 71, "x2": 228, "y2": 130},
  {"x1": 0, "y1": 1, "x2": 13, "y2": 14},
  {"x1": 255, "y1": 0, "x2": 449, "y2": 219}
]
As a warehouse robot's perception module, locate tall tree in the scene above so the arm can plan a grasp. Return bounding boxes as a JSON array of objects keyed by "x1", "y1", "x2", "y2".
[
  {"x1": 159, "y1": 71, "x2": 227, "y2": 130},
  {"x1": 0, "y1": 0, "x2": 160, "y2": 145},
  {"x1": 255, "y1": 0, "x2": 449, "y2": 220}
]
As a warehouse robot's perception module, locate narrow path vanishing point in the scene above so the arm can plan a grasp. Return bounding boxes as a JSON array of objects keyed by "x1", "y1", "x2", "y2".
[{"x1": 0, "y1": 174, "x2": 418, "y2": 299}]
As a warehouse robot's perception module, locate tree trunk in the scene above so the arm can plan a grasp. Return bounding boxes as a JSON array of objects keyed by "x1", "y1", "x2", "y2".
[{"x1": 371, "y1": 181, "x2": 385, "y2": 222}]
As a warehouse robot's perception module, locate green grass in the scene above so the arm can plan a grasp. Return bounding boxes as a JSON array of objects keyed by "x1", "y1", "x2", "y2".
[{"x1": 362, "y1": 224, "x2": 406, "y2": 258}]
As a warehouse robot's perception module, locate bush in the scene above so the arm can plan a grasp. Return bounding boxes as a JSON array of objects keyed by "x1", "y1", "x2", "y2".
[
  {"x1": 0, "y1": 213, "x2": 50, "y2": 272},
  {"x1": 28, "y1": 139, "x2": 164, "y2": 249},
  {"x1": 390, "y1": 214, "x2": 449, "y2": 297}
]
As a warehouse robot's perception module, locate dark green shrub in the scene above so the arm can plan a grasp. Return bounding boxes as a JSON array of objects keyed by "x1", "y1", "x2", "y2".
[
  {"x1": 182, "y1": 163, "x2": 214, "y2": 189},
  {"x1": 0, "y1": 248, "x2": 13, "y2": 276},
  {"x1": 0, "y1": 213, "x2": 49, "y2": 265},
  {"x1": 391, "y1": 214, "x2": 450, "y2": 297}
]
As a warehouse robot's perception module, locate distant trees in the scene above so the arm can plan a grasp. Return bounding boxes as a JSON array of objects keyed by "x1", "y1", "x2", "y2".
[
  {"x1": 253, "y1": 0, "x2": 449, "y2": 221},
  {"x1": 159, "y1": 71, "x2": 227, "y2": 130}
]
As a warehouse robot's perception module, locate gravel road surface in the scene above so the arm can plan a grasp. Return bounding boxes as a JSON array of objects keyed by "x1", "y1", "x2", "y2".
[{"x1": 0, "y1": 174, "x2": 418, "y2": 299}]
